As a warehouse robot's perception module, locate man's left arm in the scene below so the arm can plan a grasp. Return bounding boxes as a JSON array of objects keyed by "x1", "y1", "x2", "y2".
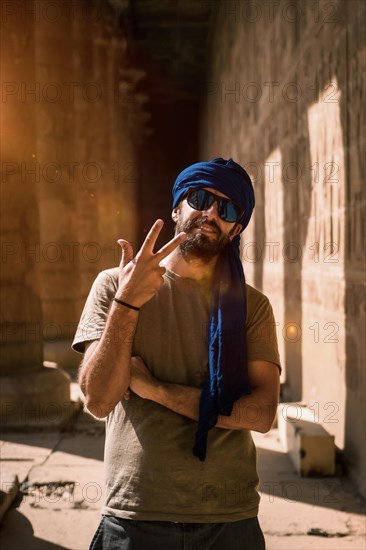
[{"x1": 128, "y1": 357, "x2": 280, "y2": 432}]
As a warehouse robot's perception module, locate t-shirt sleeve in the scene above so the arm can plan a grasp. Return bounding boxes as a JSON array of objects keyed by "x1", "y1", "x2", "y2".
[
  {"x1": 72, "y1": 270, "x2": 118, "y2": 354},
  {"x1": 246, "y1": 288, "x2": 282, "y2": 373}
]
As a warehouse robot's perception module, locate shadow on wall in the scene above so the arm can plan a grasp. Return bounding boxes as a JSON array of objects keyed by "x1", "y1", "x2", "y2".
[
  {"x1": 287, "y1": 7, "x2": 363, "y2": 497},
  {"x1": 200, "y1": 0, "x2": 366, "y2": 496},
  {"x1": 264, "y1": 5, "x2": 365, "y2": 495}
]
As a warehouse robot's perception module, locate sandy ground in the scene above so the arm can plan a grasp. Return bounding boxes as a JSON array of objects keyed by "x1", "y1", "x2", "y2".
[{"x1": 0, "y1": 407, "x2": 365, "y2": 550}]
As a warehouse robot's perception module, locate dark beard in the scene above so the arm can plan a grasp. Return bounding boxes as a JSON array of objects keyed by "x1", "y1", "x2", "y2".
[{"x1": 175, "y1": 215, "x2": 231, "y2": 263}]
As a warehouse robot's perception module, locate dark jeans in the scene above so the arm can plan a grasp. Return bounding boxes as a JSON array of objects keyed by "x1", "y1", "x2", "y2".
[{"x1": 90, "y1": 515, "x2": 266, "y2": 550}]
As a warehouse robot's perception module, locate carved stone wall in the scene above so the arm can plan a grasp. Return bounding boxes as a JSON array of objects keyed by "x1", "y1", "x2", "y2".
[{"x1": 200, "y1": 0, "x2": 366, "y2": 496}]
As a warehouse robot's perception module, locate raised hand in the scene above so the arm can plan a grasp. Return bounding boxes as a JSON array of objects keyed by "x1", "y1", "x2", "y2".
[{"x1": 116, "y1": 219, "x2": 186, "y2": 308}]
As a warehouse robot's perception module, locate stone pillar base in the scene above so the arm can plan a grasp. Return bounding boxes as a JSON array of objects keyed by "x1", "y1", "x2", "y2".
[
  {"x1": 0, "y1": 365, "x2": 74, "y2": 431},
  {"x1": 43, "y1": 340, "x2": 81, "y2": 372}
]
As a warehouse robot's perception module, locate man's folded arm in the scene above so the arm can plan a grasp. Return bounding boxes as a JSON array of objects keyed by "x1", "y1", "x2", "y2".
[{"x1": 150, "y1": 360, "x2": 280, "y2": 432}]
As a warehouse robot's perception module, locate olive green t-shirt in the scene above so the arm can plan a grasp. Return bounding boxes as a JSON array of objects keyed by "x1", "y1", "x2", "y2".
[{"x1": 72, "y1": 267, "x2": 281, "y2": 522}]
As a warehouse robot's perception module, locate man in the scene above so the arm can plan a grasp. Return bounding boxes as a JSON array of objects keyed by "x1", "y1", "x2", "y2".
[{"x1": 73, "y1": 158, "x2": 281, "y2": 549}]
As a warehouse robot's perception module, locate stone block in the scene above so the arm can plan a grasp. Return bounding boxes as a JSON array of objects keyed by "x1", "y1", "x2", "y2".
[
  {"x1": 0, "y1": 365, "x2": 74, "y2": 431},
  {"x1": 278, "y1": 403, "x2": 335, "y2": 476}
]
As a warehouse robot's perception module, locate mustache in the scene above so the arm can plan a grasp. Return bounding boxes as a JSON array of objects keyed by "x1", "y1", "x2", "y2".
[{"x1": 186, "y1": 216, "x2": 221, "y2": 236}]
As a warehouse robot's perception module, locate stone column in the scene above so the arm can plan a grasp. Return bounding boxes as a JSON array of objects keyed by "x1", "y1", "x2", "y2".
[
  {"x1": 91, "y1": 13, "x2": 139, "y2": 271},
  {"x1": 91, "y1": 15, "x2": 116, "y2": 273},
  {"x1": 72, "y1": 0, "x2": 103, "y2": 307},
  {"x1": 114, "y1": 63, "x2": 145, "y2": 248},
  {"x1": 34, "y1": 0, "x2": 81, "y2": 369},
  {"x1": 0, "y1": 0, "x2": 70, "y2": 428},
  {"x1": 72, "y1": 2, "x2": 139, "y2": 328},
  {"x1": 108, "y1": 36, "x2": 139, "y2": 246}
]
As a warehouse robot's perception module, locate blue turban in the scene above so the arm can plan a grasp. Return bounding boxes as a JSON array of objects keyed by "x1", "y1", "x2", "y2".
[{"x1": 172, "y1": 158, "x2": 255, "y2": 461}]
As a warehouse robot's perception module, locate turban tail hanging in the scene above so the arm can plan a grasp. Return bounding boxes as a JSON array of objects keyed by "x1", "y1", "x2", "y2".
[{"x1": 172, "y1": 158, "x2": 255, "y2": 461}]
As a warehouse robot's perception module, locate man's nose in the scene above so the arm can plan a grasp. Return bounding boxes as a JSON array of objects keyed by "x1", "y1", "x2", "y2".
[{"x1": 202, "y1": 199, "x2": 219, "y2": 219}]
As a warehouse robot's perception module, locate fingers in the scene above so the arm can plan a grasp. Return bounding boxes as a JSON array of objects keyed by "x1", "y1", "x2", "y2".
[
  {"x1": 156, "y1": 231, "x2": 187, "y2": 260},
  {"x1": 132, "y1": 219, "x2": 187, "y2": 266},
  {"x1": 132, "y1": 355, "x2": 144, "y2": 367},
  {"x1": 118, "y1": 239, "x2": 134, "y2": 268},
  {"x1": 123, "y1": 389, "x2": 131, "y2": 401},
  {"x1": 139, "y1": 219, "x2": 164, "y2": 257}
]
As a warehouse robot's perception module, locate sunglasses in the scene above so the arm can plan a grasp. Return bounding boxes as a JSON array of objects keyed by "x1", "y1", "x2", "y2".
[{"x1": 185, "y1": 188, "x2": 244, "y2": 223}]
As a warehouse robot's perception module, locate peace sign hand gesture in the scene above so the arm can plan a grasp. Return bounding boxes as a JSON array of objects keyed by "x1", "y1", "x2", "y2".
[{"x1": 116, "y1": 219, "x2": 186, "y2": 309}]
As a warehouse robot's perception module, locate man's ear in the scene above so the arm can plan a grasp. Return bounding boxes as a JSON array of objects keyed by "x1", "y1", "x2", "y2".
[
  {"x1": 229, "y1": 223, "x2": 242, "y2": 241},
  {"x1": 172, "y1": 207, "x2": 179, "y2": 223}
]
